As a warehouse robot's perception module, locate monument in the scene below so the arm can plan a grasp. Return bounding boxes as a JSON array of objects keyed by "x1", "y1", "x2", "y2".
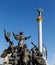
[{"x1": 1, "y1": 8, "x2": 49, "y2": 65}]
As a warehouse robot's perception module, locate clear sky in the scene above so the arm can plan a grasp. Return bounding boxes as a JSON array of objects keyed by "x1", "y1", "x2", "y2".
[{"x1": 0, "y1": 0, "x2": 55, "y2": 65}]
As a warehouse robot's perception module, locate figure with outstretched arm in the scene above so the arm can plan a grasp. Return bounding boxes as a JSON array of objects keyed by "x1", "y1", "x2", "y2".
[
  {"x1": 13, "y1": 32, "x2": 31, "y2": 41},
  {"x1": 3, "y1": 29, "x2": 14, "y2": 54},
  {"x1": 13, "y1": 32, "x2": 31, "y2": 48},
  {"x1": 3, "y1": 29, "x2": 11, "y2": 42}
]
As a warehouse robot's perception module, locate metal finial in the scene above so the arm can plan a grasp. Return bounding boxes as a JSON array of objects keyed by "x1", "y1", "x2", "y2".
[{"x1": 37, "y1": 8, "x2": 43, "y2": 16}]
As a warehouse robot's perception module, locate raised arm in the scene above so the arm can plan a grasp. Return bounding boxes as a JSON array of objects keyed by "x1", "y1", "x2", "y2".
[
  {"x1": 3, "y1": 29, "x2": 10, "y2": 42},
  {"x1": 13, "y1": 32, "x2": 20, "y2": 40},
  {"x1": 25, "y1": 35, "x2": 31, "y2": 40}
]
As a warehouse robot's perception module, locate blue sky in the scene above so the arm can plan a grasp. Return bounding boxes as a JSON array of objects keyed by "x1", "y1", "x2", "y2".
[{"x1": 0, "y1": 0, "x2": 55, "y2": 65}]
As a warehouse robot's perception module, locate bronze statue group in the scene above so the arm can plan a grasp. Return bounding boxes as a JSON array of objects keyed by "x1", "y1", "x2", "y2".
[{"x1": 3, "y1": 29, "x2": 47, "y2": 65}]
